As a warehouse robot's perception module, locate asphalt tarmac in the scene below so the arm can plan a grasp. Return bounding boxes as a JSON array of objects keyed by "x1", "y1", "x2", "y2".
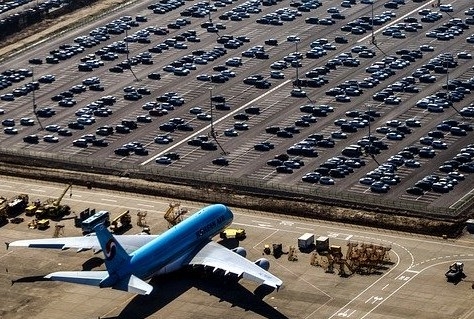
[{"x1": 0, "y1": 176, "x2": 473, "y2": 319}]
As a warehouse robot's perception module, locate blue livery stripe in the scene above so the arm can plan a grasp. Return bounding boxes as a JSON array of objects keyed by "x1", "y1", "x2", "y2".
[{"x1": 30, "y1": 244, "x2": 65, "y2": 249}]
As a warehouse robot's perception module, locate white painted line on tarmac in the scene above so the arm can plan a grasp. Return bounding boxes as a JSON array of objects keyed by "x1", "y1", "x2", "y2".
[
  {"x1": 30, "y1": 189, "x2": 45, "y2": 192},
  {"x1": 295, "y1": 226, "x2": 313, "y2": 231},
  {"x1": 233, "y1": 221, "x2": 277, "y2": 230},
  {"x1": 329, "y1": 249, "x2": 401, "y2": 319},
  {"x1": 137, "y1": 203, "x2": 154, "y2": 208},
  {"x1": 405, "y1": 269, "x2": 420, "y2": 274},
  {"x1": 101, "y1": 198, "x2": 117, "y2": 202}
]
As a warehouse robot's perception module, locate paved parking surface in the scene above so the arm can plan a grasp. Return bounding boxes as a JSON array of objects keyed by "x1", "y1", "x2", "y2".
[{"x1": 0, "y1": 0, "x2": 473, "y2": 214}]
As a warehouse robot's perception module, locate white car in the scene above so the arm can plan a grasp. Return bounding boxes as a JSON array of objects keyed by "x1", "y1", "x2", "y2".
[
  {"x1": 286, "y1": 35, "x2": 300, "y2": 42},
  {"x1": 270, "y1": 71, "x2": 285, "y2": 79},
  {"x1": 43, "y1": 135, "x2": 59, "y2": 143}
]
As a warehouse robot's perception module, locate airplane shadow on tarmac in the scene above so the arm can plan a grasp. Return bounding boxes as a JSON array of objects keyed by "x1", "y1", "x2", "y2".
[
  {"x1": 11, "y1": 275, "x2": 51, "y2": 284},
  {"x1": 10, "y1": 266, "x2": 287, "y2": 318},
  {"x1": 105, "y1": 268, "x2": 288, "y2": 319}
]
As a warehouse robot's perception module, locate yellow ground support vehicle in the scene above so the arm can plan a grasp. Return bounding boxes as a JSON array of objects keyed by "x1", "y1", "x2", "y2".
[
  {"x1": 109, "y1": 210, "x2": 132, "y2": 233},
  {"x1": 28, "y1": 219, "x2": 50, "y2": 230},
  {"x1": 25, "y1": 199, "x2": 41, "y2": 216},
  {"x1": 35, "y1": 183, "x2": 72, "y2": 220},
  {"x1": 37, "y1": 219, "x2": 50, "y2": 230},
  {"x1": 219, "y1": 228, "x2": 246, "y2": 240}
]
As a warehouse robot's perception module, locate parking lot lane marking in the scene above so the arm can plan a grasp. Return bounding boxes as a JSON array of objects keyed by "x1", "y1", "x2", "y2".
[
  {"x1": 30, "y1": 188, "x2": 45, "y2": 192},
  {"x1": 140, "y1": 80, "x2": 291, "y2": 165},
  {"x1": 381, "y1": 284, "x2": 389, "y2": 290},
  {"x1": 101, "y1": 198, "x2": 117, "y2": 202}
]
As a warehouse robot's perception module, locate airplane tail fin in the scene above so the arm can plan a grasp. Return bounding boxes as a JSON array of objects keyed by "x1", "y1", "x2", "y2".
[
  {"x1": 93, "y1": 224, "x2": 153, "y2": 294},
  {"x1": 31, "y1": 224, "x2": 152, "y2": 295},
  {"x1": 94, "y1": 224, "x2": 131, "y2": 274}
]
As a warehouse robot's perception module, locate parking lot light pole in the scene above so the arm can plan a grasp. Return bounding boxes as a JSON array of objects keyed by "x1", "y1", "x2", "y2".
[
  {"x1": 295, "y1": 40, "x2": 300, "y2": 88},
  {"x1": 31, "y1": 68, "x2": 43, "y2": 130},
  {"x1": 125, "y1": 28, "x2": 140, "y2": 81},
  {"x1": 209, "y1": 87, "x2": 227, "y2": 155}
]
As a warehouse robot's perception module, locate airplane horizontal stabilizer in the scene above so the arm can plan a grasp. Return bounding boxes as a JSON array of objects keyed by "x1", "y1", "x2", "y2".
[
  {"x1": 125, "y1": 274, "x2": 153, "y2": 295},
  {"x1": 111, "y1": 274, "x2": 153, "y2": 295},
  {"x1": 45, "y1": 271, "x2": 108, "y2": 287}
]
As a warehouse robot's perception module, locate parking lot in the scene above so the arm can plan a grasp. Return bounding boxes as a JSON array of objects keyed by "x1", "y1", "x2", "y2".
[{"x1": 0, "y1": 0, "x2": 473, "y2": 213}]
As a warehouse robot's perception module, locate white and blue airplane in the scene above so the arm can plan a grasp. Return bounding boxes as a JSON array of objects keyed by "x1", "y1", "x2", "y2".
[{"x1": 7, "y1": 204, "x2": 282, "y2": 295}]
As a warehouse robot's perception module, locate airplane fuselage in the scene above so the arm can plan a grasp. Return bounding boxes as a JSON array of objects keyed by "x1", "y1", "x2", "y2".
[{"x1": 128, "y1": 204, "x2": 233, "y2": 279}]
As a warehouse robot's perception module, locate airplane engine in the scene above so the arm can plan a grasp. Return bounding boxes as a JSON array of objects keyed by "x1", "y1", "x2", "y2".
[
  {"x1": 232, "y1": 247, "x2": 247, "y2": 257},
  {"x1": 254, "y1": 258, "x2": 270, "y2": 271}
]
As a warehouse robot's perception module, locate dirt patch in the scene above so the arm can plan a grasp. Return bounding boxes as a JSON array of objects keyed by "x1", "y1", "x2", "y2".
[{"x1": 0, "y1": 0, "x2": 131, "y2": 61}]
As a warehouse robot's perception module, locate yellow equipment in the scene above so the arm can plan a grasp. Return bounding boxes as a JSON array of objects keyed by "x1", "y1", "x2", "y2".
[
  {"x1": 25, "y1": 199, "x2": 41, "y2": 216},
  {"x1": 37, "y1": 219, "x2": 50, "y2": 230},
  {"x1": 164, "y1": 202, "x2": 188, "y2": 228},
  {"x1": 28, "y1": 219, "x2": 49, "y2": 230},
  {"x1": 35, "y1": 183, "x2": 72, "y2": 219},
  {"x1": 110, "y1": 210, "x2": 132, "y2": 233},
  {"x1": 219, "y1": 228, "x2": 246, "y2": 240}
]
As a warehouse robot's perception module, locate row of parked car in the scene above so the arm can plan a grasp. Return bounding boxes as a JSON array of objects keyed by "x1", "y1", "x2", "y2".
[{"x1": 407, "y1": 143, "x2": 473, "y2": 196}]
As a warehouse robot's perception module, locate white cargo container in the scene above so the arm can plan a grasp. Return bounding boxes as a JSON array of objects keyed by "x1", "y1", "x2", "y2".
[{"x1": 298, "y1": 233, "x2": 314, "y2": 249}]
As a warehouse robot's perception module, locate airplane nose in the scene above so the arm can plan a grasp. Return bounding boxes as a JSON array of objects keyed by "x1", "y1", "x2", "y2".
[{"x1": 225, "y1": 206, "x2": 234, "y2": 219}]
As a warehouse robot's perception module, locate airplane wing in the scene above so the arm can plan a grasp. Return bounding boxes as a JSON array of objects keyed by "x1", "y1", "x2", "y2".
[
  {"x1": 187, "y1": 241, "x2": 283, "y2": 289},
  {"x1": 7, "y1": 234, "x2": 158, "y2": 254}
]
